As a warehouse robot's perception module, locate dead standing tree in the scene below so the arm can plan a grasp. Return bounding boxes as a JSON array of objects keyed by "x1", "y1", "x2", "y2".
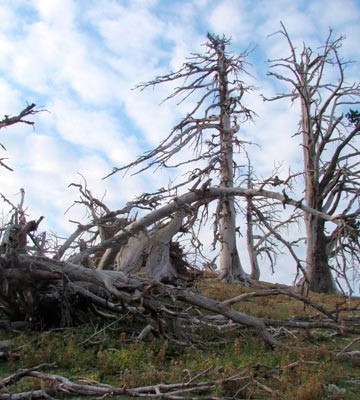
[
  {"x1": 244, "y1": 159, "x2": 304, "y2": 281},
  {"x1": 265, "y1": 24, "x2": 360, "y2": 293},
  {"x1": 107, "y1": 34, "x2": 253, "y2": 282}
]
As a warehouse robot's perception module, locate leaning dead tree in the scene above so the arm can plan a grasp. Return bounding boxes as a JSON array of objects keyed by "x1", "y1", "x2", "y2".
[
  {"x1": 106, "y1": 34, "x2": 254, "y2": 282},
  {"x1": 265, "y1": 24, "x2": 360, "y2": 293},
  {"x1": 62, "y1": 179, "x2": 195, "y2": 283}
]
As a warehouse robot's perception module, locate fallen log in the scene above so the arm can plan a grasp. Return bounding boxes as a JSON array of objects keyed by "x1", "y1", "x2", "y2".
[
  {"x1": 0, "y1": 252, "x2": 280, "y2": 347},
  {"x1": 0, "y1": 363, "x2": 249, "y2": 399},
  {"x1": 1, "y1": 252, "x2": 358, "y2": 349}
]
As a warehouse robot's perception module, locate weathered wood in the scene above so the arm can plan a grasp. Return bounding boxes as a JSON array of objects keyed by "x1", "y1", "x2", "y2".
[
  {"x1": 144, "y1": 212, "x2": 184, "y2": 281},
  {"x1": 0, "y1": 252, "x2": 280, "y2": 346},
  {"x1": 0, "y1": 364, "x2": 249, "y2": 399},
  {"x1": 71, "y1": 186, "x2": 341, "y2": 264}
]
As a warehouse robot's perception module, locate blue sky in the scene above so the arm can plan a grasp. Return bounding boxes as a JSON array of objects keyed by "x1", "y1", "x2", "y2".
[{"x1": 0, "y1": 0, "x2": 359, "y2": 285}]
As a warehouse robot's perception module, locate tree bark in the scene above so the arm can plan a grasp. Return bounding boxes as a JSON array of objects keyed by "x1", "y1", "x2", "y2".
[
  {"x1": 305, "y1": 216, "x2": 335, "y2": 293},
  {"x1": 112, "y1": 214, "x2": 187, "y2": 281}
]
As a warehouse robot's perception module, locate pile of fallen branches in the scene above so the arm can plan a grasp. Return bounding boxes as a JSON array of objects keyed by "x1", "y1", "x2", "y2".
[
  {"x1": 1, "y1": 252, "x2": 360, "y2": 349},
  {"x1": 0, "y1": 252, "x2": 278, "y2": 346},
  {"x1": 1, "y1": 249, "x2": 360, "y2": 399},
  {"x1": 0, "y1": 353, "x2": 354, "y2": 399},
  {"x1": 0, "y1": 363, "x2": 277, "y2": 399},
  {"x1": 0, "y1": 187, "x2": 348, "y2": 349}
]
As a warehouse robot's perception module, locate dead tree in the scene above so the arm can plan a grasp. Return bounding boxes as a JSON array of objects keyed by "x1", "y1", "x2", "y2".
[
  {"x1": 0, "y1": 105, "x2": 45, "y2": 254},
  {"x1": 106, "y1": 34, "x2": 254, "y2": 282},
  {"x1": 0, "y1": 170, "x2": 347, "y2": 340},
  {"x1": 265, "y1": 24, "x2": 360, "y2": 293},
  {"x1": 63, "y1": 179, "x2": 194, "y2": 282},
  {"x1": 244, "y1": 162, "x2": 303, "y2": 281}
]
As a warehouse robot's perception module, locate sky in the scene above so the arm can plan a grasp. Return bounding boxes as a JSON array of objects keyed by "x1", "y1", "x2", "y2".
[{"x1": 0, "y1": 0, "x2": 359, "y2": 286}]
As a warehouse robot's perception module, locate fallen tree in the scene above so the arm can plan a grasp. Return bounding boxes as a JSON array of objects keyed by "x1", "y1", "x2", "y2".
[
  {"x1": 64, "y1": 184, "x2": 343, "y2": 265},
  {"x1": 0, "y1": 169, "x2": 351, "y2": 323},
  {"x1": 1, "y1": 185, "x2": 359, "y2": 399},
  {"x1": 0, "y1": 185, "x2": 356, "y2": 346}
]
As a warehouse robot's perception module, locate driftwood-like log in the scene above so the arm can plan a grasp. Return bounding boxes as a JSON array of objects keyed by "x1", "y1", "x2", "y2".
[
  {"x1": 0, "y1": 363, "x2": 250, "y2": 399},
  {"x1": 144, "y1": 212, "x2": 184, "y2": 281}
]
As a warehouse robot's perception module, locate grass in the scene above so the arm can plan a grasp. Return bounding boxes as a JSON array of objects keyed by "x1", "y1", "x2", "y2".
[{"x1": 1, "y1": 279, "x2": 359, "y2": 399}]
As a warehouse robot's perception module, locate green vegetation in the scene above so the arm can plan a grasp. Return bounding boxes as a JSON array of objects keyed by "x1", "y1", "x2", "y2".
[{"x1": 1, "y1": 279, "x2": 359, "y2": 399}]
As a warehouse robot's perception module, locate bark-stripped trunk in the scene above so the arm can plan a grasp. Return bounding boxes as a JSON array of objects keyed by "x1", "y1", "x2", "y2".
[
  {"x1": 301, "y1": 98, "x2": 336, "y2": 293},
  {"x1": 144, "y1": 212, "x2": 183, "y2": 282},
  {"x1": 246, "y1": 198, "x2": 260, "y2": 280},
  {"x1": 216, "y1": 43, "x2": 247, "y2": 281},
  {"x1": 115, "y1": 231, "x2": 149, "y2": 274},
  {"x1": 112, "y1": 213, "x2": 185, "y2": 282}
]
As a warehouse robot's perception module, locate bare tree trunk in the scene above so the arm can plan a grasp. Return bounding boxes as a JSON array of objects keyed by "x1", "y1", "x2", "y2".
[
  {"x1": 264, "y1": 25, "x2": 360, "y2": 293},
  {"x1": 145, "y1": 212, "x2": 183, "y2": 282},
  {"x1": 301, "y1": 98, "x2": 336, "y2": 293},
  {"x1": 113, "y1": 213, "x2": 185, "y2": 281},
  {"x1": 216, "y1": 41, "x2": 247, "y2": 281},
  {"x1": 115, "y1": 230, "x2": 148, "y2": 274},
  {"x1": 247, "y1": 198, "x2": 260, "y2": 280},
  {"x1": 97, "y1": 246, "x2": 120, "y2": 270},
  {"x1": 305, "y1": 217, "x2": 335, "y2": 293}
]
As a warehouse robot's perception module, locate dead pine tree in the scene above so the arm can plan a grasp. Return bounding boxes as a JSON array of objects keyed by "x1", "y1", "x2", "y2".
[
  {"x1": 265, "y1": 24, "x2": 360, "y2": 293},
  {"x1": 107, "y1": 34, "x2": 254, "y2": 282},
  {"x1": 244, "y1": 159, "x2": 303, "y2": 281}
]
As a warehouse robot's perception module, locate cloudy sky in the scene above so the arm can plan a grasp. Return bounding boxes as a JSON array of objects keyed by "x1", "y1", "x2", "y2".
[{"x1": 0, "y1": 0, "x2": 359, "y2": 284}]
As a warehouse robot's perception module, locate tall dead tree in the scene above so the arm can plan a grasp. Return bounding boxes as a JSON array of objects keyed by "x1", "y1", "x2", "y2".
[
  {"x1": 107, "y1": 34, "x2": 253, "y2": 281},
  {"x1": 266, "y1": 24, "x2": 360, "y2": 293}
]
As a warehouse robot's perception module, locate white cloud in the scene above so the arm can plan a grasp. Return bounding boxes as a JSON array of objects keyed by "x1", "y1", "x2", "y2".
[
  {"x1": 0, "y1": 4, "x2": 18, "y2": 33},
  {"x1": 32, "y1": 0, "x2": 76, "y2": 26},
  {"x1": 207, "y1": 0, "x2": 252, "y2": 41},
  {"x1": 0, "y1": 79, "x2": 22, "y2": 115},
  {"x1": 91, "y1": 6, "x2": 164, "y2": 55},
  {"x1": 308, "y1": 0, "x2": 360, "y2": 28},
  {"x1": 49, "y1": 98, "x2": 139, "y2": 164}
]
